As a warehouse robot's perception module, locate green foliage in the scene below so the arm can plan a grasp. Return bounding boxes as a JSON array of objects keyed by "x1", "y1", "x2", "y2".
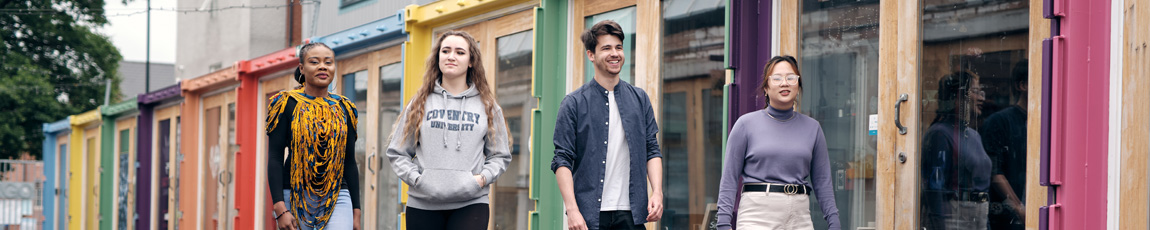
[{"x1": 0, "y1": 0, "x2": 123, "y2": 159}]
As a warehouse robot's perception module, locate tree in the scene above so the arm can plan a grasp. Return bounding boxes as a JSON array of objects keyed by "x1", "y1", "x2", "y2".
[{"x1": 0, "y1": 0, "x2": 123, "y2": 159}]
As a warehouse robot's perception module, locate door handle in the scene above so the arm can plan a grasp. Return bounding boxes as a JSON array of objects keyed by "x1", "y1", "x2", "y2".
[
  {"x1": 895, "y1": 93, "x2": 908, "y2": 135},
  {"x1": 218, "y1": 170, "x2": 231, "y2": 185},
  {"x1": 367, "y1": 151, "x2": 377, "y2": 175}
]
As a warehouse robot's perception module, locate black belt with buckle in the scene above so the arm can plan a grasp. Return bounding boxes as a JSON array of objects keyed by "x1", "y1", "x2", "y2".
[{"x1": 742, "y1": 184, "x2": 809, "y2": 195}]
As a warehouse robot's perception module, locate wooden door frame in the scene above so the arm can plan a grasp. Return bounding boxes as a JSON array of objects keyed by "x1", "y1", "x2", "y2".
[
  {"x1": 153, "y1": 104, "x2": 181, "y2": 230},
  {"x1": 84, "y1": 125, "x2": 101, "y2": 229},
  {"x1": 876, "y1": 0, "x2": 923, "y2": 229},
  {"x1": 662, "y1": 77, "x2": 713, "y2": 229},
  {"x1": 333, "y1": 44, "x2": 404, "y2": 229},
  {"x1": 201, "y1": 90, "x2": 237, "y2": 230},
  {"x1": 1117, "y1": 0, "x2": 1150, "y2": 226},
  {"x1": 114, "y1": 118, "x2": 138, "y2": 230},
  {"x1": 870, "y1": 1, "x2": 1051, "y2": 229}
]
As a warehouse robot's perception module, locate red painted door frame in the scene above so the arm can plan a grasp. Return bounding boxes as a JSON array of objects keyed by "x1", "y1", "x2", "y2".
[{"x1": 236, "y1": 48, "x2": 299, "y2": 230}]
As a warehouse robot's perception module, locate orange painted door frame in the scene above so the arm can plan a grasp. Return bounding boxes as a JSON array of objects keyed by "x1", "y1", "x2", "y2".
[{"x1": 180, "y1": 67, "x2": 241, "y2": 230}]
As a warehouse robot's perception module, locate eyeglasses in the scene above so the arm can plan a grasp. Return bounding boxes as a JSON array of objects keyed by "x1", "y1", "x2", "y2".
[{"x1": 768, "y1": 74, "x2": 800, "y2": 85}]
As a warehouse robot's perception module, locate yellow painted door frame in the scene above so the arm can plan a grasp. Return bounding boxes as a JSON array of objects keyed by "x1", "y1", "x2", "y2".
[{"x1": 68, "y1": 109, "x2": 101, "y2": 230}]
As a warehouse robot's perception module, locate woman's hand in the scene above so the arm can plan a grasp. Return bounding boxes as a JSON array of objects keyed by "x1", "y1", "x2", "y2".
[
  {"x1": 276, "y1": 211, "x2": 298, "y2": 230},
  {"x1": 274, "y1": 201, "x2": 298, "y2": 230},
  {"x1": 473, "y1": 174, "x2": 486, "y2": 187},
  {"x1": 353, "y1": 209, "x2": 362, "y2": 230}
]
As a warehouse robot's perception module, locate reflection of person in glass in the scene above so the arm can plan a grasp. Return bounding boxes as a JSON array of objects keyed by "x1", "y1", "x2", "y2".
[
  {"x1": 981, "y1": 61, "x2": 1028, "y2": 229},
  {"x1": 267, "y1": 42, "x2": 362, "y2": 230},
  {"x1": 921, "y1": 70, "x2": 991, "y2": 230},
  {"x1": 716, "y1": 56, "x2": 840, "y2": 230},
  {"x1": 385, "y1": 31, "x2": 513, "y2": 230}
]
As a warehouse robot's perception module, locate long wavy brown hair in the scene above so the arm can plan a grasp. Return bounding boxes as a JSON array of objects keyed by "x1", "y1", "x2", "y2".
[{"x1": 399, "y1": 31, "x2": 499, "y2": 143}]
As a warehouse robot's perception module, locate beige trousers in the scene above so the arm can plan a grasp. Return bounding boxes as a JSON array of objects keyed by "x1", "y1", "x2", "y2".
[{"x1": 736, "y1": 191, "x2": 814, "y2": 230}]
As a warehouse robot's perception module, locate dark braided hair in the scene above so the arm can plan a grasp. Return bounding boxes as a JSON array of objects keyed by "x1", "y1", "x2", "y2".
[{"x1": 295, "y1": 42, "x2": 333, "y2": 85}]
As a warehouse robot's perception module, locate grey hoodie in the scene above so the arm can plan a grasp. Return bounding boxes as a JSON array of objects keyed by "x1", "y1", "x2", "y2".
[{"x1": 386, "y1": 81, "x2": 512, "y2": 210}]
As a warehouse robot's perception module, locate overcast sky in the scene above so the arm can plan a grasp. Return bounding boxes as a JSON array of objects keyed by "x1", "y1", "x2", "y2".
[{"x1": 97, "y1": 0, "x2": 178, "y2": 64}]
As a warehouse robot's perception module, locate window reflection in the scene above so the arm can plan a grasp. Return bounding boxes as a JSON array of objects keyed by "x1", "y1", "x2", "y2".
[
  {"x1": 158, "y1": 118, "x2": 170, "y2": 230},
  {"x1": 919, "y1": 0, "x2": 1029, "y2": 229},
  {"x1": 58, "y1": 142, "x2": 68, "y2": 230},
  {"x1": 225, "y1": 103, "x2": 237, "y2": 229},
  {"x1": 343, "y1": 70, "x2": 369, "y2": 176},
  {"x1": 660, "y1": 0, "x2": 725, "y2": 229},
  {"x1": 118, "y1": 129, "x2": 132, "y2": 230},
  {"x1": 377, "y1": 63, "x2": 403, "y2": 229},
  {"x1": 494, "y1": 30, "x2": 535, "y2": 230},
  {"x1": 799, "y1": 0, "x2": 881, "y2": 229},
  {"x1": 341, "y1": 69, "x2": 372, "y2": 228}
]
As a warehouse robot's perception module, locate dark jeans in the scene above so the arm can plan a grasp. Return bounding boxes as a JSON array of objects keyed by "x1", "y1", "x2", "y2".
[
  {"x1": 599, "y1": 211, "x2": 646, "y2": 230},
  {"x1": 405, "y1": 203, "x2": 489, "y2": 230}
]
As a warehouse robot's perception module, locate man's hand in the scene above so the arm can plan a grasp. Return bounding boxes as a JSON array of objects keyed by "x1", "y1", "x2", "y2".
[
  {"x1": 566, "y1": 209, "x2": 588, "y2": 230},
  {"x1": 353, "y1": 209, "x2": 362, "y2": 230},
  {"x1": 646, "y1": 157, "x2": 664, "y2": 222},
  {"x1": 646, "y1": 192, "x2": 663, "y2": 222},
  {"x1": 1009, "y1": 199, "x2": 1025, "y2": 222}
]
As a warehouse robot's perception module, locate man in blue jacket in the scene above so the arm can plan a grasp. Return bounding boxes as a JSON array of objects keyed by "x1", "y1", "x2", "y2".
[{"x1": 552, "y1": 20, "x2": 664, "y2": 230}]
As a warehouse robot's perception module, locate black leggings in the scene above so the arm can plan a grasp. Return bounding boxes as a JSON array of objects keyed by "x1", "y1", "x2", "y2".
[{"x1": 405, "y1": 203, "x2": 489, "y2": 230}]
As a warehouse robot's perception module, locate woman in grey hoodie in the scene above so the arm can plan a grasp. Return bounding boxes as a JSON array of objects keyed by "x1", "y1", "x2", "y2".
[{"x1": 385, "y1": 31, "x2": 512, "y2": 230}]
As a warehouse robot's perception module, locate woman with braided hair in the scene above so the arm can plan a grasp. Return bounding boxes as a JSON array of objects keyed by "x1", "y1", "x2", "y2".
[
  {"x1": 385, "y1": 30, "x2": 512, "y2": 230},
  {"x1": 267, "y1": 42, "x2": 362, "y2": 230}
]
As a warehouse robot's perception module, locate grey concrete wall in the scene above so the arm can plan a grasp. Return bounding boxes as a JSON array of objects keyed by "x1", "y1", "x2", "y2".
[
  {"x1": 300, "y1": 0, "x2": 433, "y2": 39},
  {"x1": 118, "y1": 61, "x2": 176, "y2": 98},
  {"x1": 176, "y1": 0, "x2": 288, "y2": 80}
]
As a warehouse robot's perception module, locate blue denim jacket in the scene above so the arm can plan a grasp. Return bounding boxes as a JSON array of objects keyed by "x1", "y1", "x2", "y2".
[{"x1": 551, "y1": 79, "x2": 662, "y2": 228}]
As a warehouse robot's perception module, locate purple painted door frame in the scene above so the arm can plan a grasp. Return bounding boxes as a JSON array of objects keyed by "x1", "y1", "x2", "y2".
[
  {"x1": 135, "y1": 83, "x2": 182, "y2": 230},
  {"x1": 728, "y1": 0, "x2": 772, "y2": 128}
]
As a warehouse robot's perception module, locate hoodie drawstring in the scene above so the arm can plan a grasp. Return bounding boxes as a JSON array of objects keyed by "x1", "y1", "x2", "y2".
[
  {"x1": 457, "y1": 95, "x2": 465, "y2": 151},
  {"x1": 441, "y1": 89, "x2": 466, "y2": 151},
  {"x1": 442, "y1": 90, "x2": 449, "y2": 149}
]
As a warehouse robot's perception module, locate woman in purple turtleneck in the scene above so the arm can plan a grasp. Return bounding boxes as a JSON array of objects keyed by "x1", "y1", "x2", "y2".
[{"x1": 716, "y1": 55, "x2": 840, "y2": 230}]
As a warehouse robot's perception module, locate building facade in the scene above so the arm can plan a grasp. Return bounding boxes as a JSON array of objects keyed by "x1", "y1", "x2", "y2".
[{"x1": 39, "y1": 0, "x2": 1150, "y2": 229}]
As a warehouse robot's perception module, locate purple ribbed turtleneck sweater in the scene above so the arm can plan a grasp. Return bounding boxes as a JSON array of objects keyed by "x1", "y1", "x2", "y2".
[{"x1": 716, "y1": 106, "x2": 841, "y2": 230}]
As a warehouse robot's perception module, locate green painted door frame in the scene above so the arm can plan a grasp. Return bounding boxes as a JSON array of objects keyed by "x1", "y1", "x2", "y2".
[
  {"x1": 100, "y1": 99, "x2": 137, "y2": 230},
  {"x1": 722, "y1": 0, "x2": 731, "y2": 164},
  {"x1": 530, "y1": 0, "x2": 567, "y2": 229},
  {"x1": 99, "y1": 116, "x2": 115, "y2": 230}
]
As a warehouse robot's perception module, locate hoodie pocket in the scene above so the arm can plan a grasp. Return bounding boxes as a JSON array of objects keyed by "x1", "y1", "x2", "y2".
[{"x1": 411, "y1": 169, "x2": 481, "y2": 203}]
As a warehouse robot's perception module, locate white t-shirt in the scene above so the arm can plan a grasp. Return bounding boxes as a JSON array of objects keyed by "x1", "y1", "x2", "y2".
[{"x1": 601, "y1": 91, "x2": 631, "y2": 211}]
